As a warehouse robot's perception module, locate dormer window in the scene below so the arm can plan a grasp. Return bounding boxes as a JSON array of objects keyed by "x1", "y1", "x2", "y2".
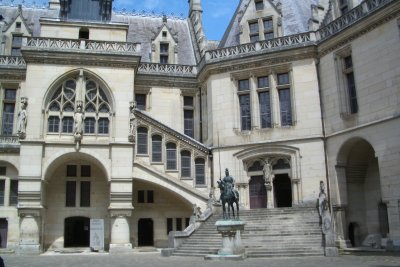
[
  {"x1": 79, "y1": 27, "x2": 89, "y2": 40},
  {"x1": 263, "y1": 18, "x2": 274, "y2": 40},
  {"x1": 160, "y1": 43, "x2": 169, "y2": 64},
  {"x1": 249, "y1": 21, "x2": 259, "y2": 43},
  {"x1": 255, "y1": 0, "x2": 264, "y2": 11}
]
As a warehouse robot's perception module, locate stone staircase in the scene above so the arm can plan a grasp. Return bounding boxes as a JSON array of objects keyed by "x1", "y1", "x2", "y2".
[{"x1": 172, "y1": 207, "x2": 324, "y2": 258}]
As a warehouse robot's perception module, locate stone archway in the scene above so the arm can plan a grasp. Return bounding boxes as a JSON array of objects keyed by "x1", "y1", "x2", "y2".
[
  {"x1": 43, "y1": 153, "x2": 110, "y2": 251},
  {"x1": 336, "y1": 138, "x2": 385, "y2": 247}
]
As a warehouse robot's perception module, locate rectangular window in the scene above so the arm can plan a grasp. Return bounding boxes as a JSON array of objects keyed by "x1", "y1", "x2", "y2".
[
  {"x1": 66, "y1": 181, "x2": 76, "y2": 207},
  {"x1": 167, "y1": 218, "x2": 173, "y2": 234},
  {"x1": 195, "y1": 158, "x2": 205, "y2": 185},
  {"x1": 279, "y1": 89, "x2": 292, "y2": 126},
  {"x1": 249, "y1": 21, "x2": 259, "y2": 42},
  {"x1": 80, "y1": 181, "x2": 90, "y2": 207},
  {"x1": 0, "y1": 180, "x2": 5, "y2": 206},
  {"x1": 343, "y1": 55, "x2": 358, "y2": 114},
  {"x1": 97, "y1": 118, "x2": 109, "y2": 134},
  {"x1": 183, "y1": 96, "x2": 194, "y2": 138},
  {"x1": 239, "y1": 94, "x2": 251, "y2": 131},
  {"x1": 263, "y1": 18, "x2": 274, "y2": 40},
  {"x1": 135, "y1": 94, "x2": 146, "y2": 110},
  {"x1": 81, "y1": 165, "x2": 91, "y2": 177},
  {"x1": 11, "y1": 35, "x2": 22, "y2": 56},
  {"x1": 258, "y1": 76, "x2": 269, "y2": 88},
  {"x1": 2, "y1": 89, "x2": 16, "y2": 136},
  {"x1": 137, "y1": 128, "x2": 148, "y2": 154},
  {"x1": 176, "y1": 218, "x2": 182, "y2": 231},
  {"x1": 238, "y1": 79, "x2": 250, "y2": 91},
  {"x1": 48, "y1": 116, "x2": 60, "y2": 133},
  {"x1": 166, "y1": 143, "x2": 177, "y2": 170},
  {"x1": 84, "y1": 118, "x2": 96, "y2": 134},
  {"x1": 138, "y1": 190, "x2": 145, "y2": 203},
  {"x1": 152, "y1": 135, "x2": 162, "y2": 162},
  {"x1": 259, "y1": 91, "x2": 271, "y2": 128},
  {"x1": 160, "y1": 43, "x2": 169, "y2": 64},
  {"x1": 62, "y1": 117, "x2": 74, "y2": 133},
  {"x1": 9, "y1": 180, "x2": 18, "y2": 206},
  {"x1": 277, "y1": 73, "x2": 290, "y2": 85},
  {"x1": 0, "y1": 167, "x2": 6, "y2": 176},
  {"x1": 147, "y1": 190, "x2": 154, "y2": 203},
  {"x1": 255, "y1": 0, "x2": 264, "y2": 10},
  {"x1": 67, "y1": 165, "x2": 77, "y2": 177}
]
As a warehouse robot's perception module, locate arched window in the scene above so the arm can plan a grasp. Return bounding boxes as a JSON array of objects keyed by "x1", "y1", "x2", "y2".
[
  {"x1": 248, "y1": 161, "x2": 263, "y2": 172},
  {"x1": 166, "y1": 142, "x2": 177, "y2": 170},
  {"x1": 137, "y1": 127, "x2": 148, "y2": 154},
  {"x1": 195, "y1": 158, "x2": 205, "y2": 185},
  {"x1": 152, "y1": 135, "x2": 162, "y2": 162},
  {"x1": 46, "y1": 73, "x2": 112, "y2": 136},
  {"x1": 273, "y1": 159, "x2": 290, "y2": 170},
  {"x1": 181, "y1": 150, "x2": 191, "y2": 178}
]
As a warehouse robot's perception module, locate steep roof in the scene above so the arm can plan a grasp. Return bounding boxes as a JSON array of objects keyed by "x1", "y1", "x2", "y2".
[
  {"x1": 219, "y1": 0, "x2": 319, "y2": 48},
  {"x1": 0, "y1": 5, "x2": 196, "y2": 65}
]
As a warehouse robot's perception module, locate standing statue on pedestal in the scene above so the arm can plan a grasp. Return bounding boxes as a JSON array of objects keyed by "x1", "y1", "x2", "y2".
[
  {"x1": 17, "y1": 98, "x2": 28, "y2": 139},
  {"x1": 128, "y1": 101, "x2": 136, "y2": 143},
  {"x1": 217, "y1": 168, "x2": 240, "y2": 220},
  {"x1": 74, "y1": 103, "x2": 84, "y2": 143}
]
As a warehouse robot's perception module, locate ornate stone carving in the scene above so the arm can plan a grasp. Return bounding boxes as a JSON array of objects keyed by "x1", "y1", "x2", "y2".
[
  {"x1": 73, "y1": 101, "x2": 84, "y2": 142},
  {"x1": 17, "y1": 97, "x2": 28, "y2": 139},
  {"x1": 128, "y1": 101, "x2": 137, "y2": 143}
]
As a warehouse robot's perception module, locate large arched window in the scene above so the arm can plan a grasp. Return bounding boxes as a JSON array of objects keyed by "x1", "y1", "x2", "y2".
[
  {"x1": 166, "y1": 142, "x2": 177, "y2": 170},
  {"x1": 151, "y1": 135, "x2": 162, "y2": 162},
  {"x1": 195, "y1": 158, "x2": 205, "y2": 185},
  {"x1": 46, "y1": 72, "x2": 112, "y2": 136},
  {"x1": 181, "y1": 150, "x2": 191, "y2": 178}
]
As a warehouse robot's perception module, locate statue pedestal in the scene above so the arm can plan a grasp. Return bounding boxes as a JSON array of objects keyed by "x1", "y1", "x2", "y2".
[{"x1": 204, "y1": 220, "x2": 246, "y2": 261}]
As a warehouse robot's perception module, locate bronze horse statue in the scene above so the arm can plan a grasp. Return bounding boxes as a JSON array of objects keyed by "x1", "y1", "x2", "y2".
[{"x1": 217, "y1": 179, "x2": 240, "y2": 220}]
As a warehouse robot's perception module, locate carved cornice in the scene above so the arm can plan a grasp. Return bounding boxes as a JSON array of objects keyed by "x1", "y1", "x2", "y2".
[{"x1": 135, "y1": 74, "x2": 198, "y2": 89}]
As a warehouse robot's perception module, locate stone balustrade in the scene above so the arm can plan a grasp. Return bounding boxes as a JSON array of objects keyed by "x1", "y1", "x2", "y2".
[
  {"x1": 138, "y1": 63, "x2": 197, "y2": 77},
  {"x1": 0, "y1": 135, "x2": 20, "y2": 152},
  {"x1": 24, "y1": 37, "x2": 141, "y2": 54},
  {"x1": 0, "y1": 56, "x2": 26, "y2": 67}
]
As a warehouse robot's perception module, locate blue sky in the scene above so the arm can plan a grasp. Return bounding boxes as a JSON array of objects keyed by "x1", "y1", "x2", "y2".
[{"x1": 113, "y1": 0, "x2": 240, "y2": 40}]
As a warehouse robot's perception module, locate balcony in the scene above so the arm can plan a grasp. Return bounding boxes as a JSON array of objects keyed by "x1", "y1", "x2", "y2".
[{"x1": 0, "y1": 135, "x2": 20, "y2": 153}]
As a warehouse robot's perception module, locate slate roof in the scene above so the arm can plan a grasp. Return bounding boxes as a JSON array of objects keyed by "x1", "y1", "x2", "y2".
[{"x1": 0, "y1": 5, "x2": 196, "y2": 65}]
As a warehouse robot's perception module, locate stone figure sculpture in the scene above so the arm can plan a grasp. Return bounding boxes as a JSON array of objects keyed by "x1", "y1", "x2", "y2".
[
  {"x1": 74, "y1": 104, "x2": 84, "y2": 141},
  {"x1": 17, "y1": 98, "x2": 28, "y2": 139},
  {"x1": 217, "y1": 168, "x2": 240, "y2": 220},
  {"x1": 128, "y1": 101, "x2": 137, "y2": 143}
]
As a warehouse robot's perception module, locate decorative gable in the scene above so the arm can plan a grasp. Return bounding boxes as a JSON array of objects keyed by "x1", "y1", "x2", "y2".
[
  {"x1": 239, "y1": 0, "x2": 282, "y2": 44},
  {"x1": 151, "y1": 18, "x2": 178, "y2": 64}
]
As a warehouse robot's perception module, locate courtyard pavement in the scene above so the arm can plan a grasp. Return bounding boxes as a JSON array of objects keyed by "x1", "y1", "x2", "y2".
[{"x1": 1, "y1": 251, "x2": 400, "y2": 267}]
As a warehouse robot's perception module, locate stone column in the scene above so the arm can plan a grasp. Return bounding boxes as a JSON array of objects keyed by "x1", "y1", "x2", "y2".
[
  {"x1": 18, "y1": 210, "x2": 41, "y2": 254},
  {"x1": 109, "y1": 210, "x2": 133, "y2": 254}
]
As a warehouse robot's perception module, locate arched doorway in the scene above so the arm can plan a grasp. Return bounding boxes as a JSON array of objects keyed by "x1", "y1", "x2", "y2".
[
  {"x1": 338, "y1": 138, "x2": 384, "y2": 247},
  {"x1": 249, "y1": 176, "x2": 267, "y2": 209},
  {"x1": 44, "y1": 153, "x2": 110, "y2": 250},
  {"x1": 273, "y1": 174, "x2": 292, "y2": 207},
  {"x1": 138, "y1": 218, "x2": 153, "y2": 246},
  {"x1": 64, "y1": 217, "x2": 90, "y2": 247}
]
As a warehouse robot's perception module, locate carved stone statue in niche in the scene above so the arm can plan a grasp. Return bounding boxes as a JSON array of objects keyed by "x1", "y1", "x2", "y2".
[
  {"x1": 128, "y1": 101, "x2": 137, "y2": 143},
  {"x1": 17, "y1": 97, "x2": 28, "y2": 139}
]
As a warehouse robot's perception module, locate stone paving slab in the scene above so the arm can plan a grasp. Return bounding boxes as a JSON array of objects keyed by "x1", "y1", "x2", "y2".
[{"x1": 1, "y1": 252, "x2": 400, "y2": 267}]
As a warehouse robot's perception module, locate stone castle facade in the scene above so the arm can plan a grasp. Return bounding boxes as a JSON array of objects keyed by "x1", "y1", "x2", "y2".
[{"x1": 0, "y1": 0, "x2": 398, "y2": 254}]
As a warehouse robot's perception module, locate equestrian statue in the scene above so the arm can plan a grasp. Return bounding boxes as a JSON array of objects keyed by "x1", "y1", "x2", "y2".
[{"x1": 217, "y1": 168, "x2": 240, "y2": 220}]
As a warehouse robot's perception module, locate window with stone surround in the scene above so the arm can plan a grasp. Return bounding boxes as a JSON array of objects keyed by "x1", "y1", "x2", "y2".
[
  {"x1": 181, "y1": 150, "x2": 191, "y2": 178},
  {"x1": 277, "y1": 73, "x2": 293, "y2": 126},
  {"x1": 0, "y1": 180, "x2": 5, "y2": 206},
  {"x1": 137, "y1": 127, "x2": 149, "y2": 155},
  {"x1": 335, "y1": 47, "x2": 358, "y2": 117},
  {"x1": 46, "y1": 71, "x2": 112, "y2": 136},
  {"x1": 183, "y1": 96, "x2": 194, "y2": 138},
  {"x1": 238, "y1": 79, "x2": 252, "y2": 131},
  {"x1": 152, "y1": 134, "x2": 162, "y2": 163},
  {"x1": 195, "y1": 158, "x2": 205, "y2": 185},
  {"x1": 9, "y1": 180, "x2": 18, "y2": 206},
  {"x1": 249, "y1": 21, "x2": 260, "y2": 43},
  {"x1": 166, "y1": 142, "x2": 177, "y2": 170},
  {"x1": 255, "y1": 0, "x2": 264, "y2": 11},
  {"x1": 263, "y1": 18, "x2": 274, "y2": 40},
  {"x1": 1, "y1": 88, "x2": 16, "y2": 136},
  {"x1": 257, "y1": 76, "x2": 272, "y2": 128},
  {"x1": 65, "y1": 164, "x2": 92, "y2": 208}
]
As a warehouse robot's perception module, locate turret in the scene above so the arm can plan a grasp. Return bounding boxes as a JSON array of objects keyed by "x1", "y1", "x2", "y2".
[{"x1": 188, "y1": 0, "x2": 207, "y2": 61}]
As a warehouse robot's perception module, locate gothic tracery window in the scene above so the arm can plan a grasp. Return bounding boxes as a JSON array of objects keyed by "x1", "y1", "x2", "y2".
[{"x1": 46, "y1": 72, "x2": 112, "y2": 136}]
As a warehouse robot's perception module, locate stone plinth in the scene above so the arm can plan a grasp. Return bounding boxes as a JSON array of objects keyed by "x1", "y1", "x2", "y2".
[{"x1": 204, "y1": 220, "x2": 246, "y2": 261}]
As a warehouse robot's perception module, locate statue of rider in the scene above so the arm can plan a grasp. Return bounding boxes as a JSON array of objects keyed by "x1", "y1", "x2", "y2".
[{"x1": 222, "y1": 168, "x2": 239, "y2": 200}]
